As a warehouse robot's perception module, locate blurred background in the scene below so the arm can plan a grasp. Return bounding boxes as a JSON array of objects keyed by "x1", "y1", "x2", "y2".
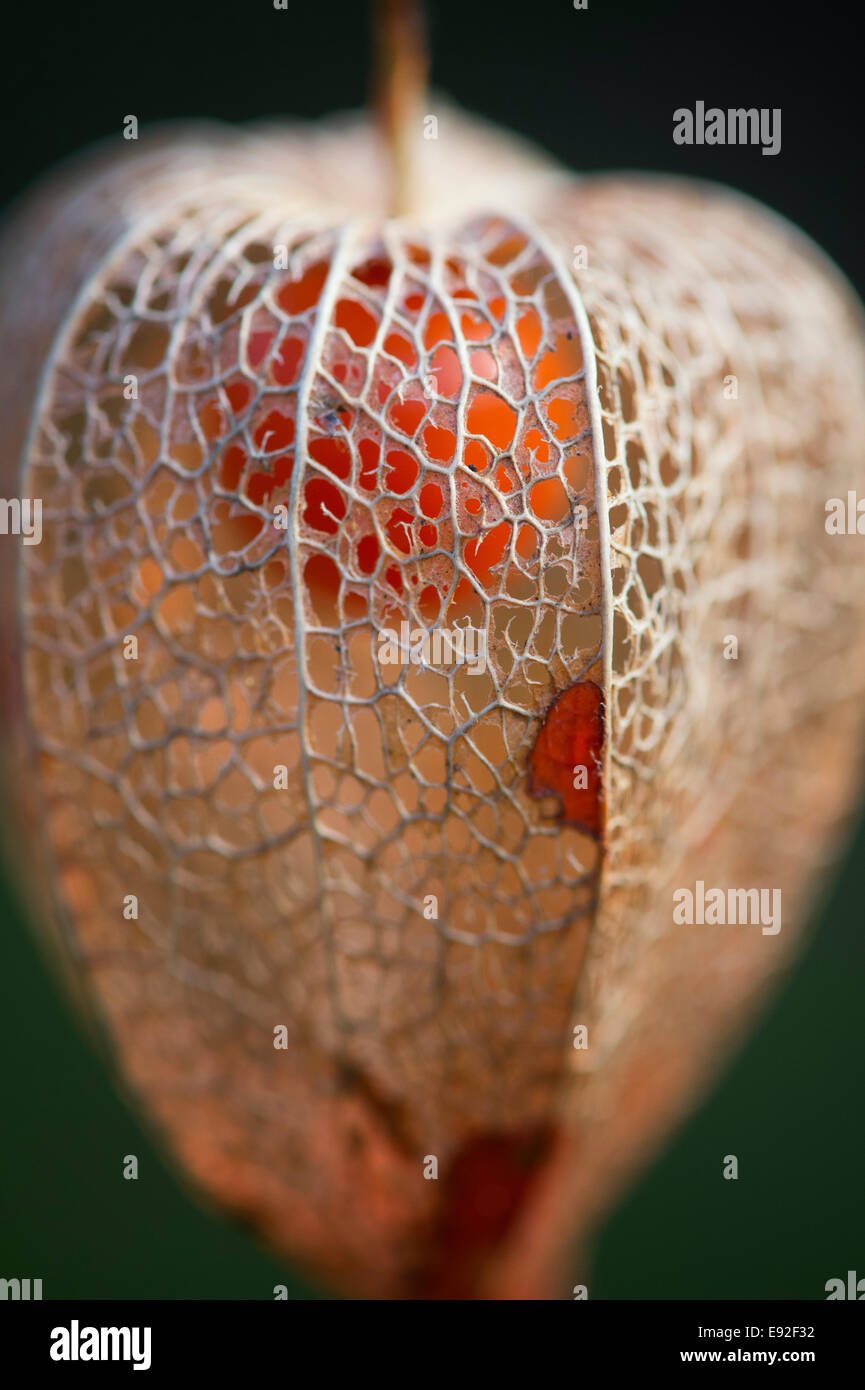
[{"x1": 1, "y1": 0, "x2": 863, "y2": 1299}]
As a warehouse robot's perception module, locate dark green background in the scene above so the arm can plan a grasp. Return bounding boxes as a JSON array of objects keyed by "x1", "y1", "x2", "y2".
[{"x1": 1, "y1": 0, "x2": 863, "y2": 1300}]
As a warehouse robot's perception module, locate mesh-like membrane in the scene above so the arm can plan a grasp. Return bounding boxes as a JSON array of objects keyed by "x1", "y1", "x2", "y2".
[
  {"x1": 21, "y1": 203, "x2": 603, "y2": 1290},
  {"x1": 8, "y1": 118, "x2": 865, "y2": 1296}
]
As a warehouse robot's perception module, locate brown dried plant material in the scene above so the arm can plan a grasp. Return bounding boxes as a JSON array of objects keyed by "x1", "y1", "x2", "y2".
[{"x1": 1, "y1": 106, "x2": 864, "y2": 1299}]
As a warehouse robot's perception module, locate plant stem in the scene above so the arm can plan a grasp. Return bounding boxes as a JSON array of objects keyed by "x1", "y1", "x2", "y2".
[{"x1": 372, "y1": 0, "x2": 428, "y2": 217}]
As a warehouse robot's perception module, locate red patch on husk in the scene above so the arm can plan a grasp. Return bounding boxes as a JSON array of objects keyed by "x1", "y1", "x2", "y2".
[
  {"x1": 528, "y1": 680, "x2": 604, "y2": 837},
  {"x1": 415, "y1": 1126, "x2": 557, "y2": 1299}
]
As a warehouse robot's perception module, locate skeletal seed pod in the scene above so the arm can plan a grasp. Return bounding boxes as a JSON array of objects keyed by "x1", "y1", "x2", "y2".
[{"x1": 1, "y1": 102, "x2": 865, "y2": 1299}]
